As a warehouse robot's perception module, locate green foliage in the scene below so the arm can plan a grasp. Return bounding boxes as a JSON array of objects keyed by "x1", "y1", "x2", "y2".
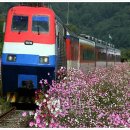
[
  {"x1": 0, "y1": 98, "x2": 11, "y2": 113},
  {"x1": 0, "y1": 22, "x2": 3, "y2": 32},
  {"x1": 66, "y1": 24, "x2": 78, "y2": 33},
  {"x1": 121, "y1": 48, "x2": 130, "y2": 60},
  {"x1": 0, "y1": 97, "x2": 5, "y2": 105},
  {"x1": 0, "y1": 43, "x2": 3, "y2": 57}
]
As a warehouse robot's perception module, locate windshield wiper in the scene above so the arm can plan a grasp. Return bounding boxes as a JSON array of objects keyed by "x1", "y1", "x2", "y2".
[{"x1": 37, "y1": 26, "x2": 40, "y2": 35}]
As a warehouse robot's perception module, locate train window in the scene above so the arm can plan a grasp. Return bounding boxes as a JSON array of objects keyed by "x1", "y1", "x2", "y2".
[
  {"x1": 32, "y1": 16, "x2": 49, "y2": 33},
  {"x1": 83, "y1": 49, "x2": 94, "y2": 61},
  {"x1": 12, "y1": 15, "x2": 28, "y2": 32},
  {"x1": 98, "y1": 52, "x2": 106, "y2": 61}
]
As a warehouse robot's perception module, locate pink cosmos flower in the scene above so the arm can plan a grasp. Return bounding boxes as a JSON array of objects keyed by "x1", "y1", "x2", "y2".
[
  {"x1": 29, "y1": 121, "x2": 34, "y2": 127},
  {"x1": 36, "y1": 117, "x2": 41, "y2": 124},
  {"x1": 98, "y1": 112, "x2": 104, "y2": 119},
  {"x1": 127, "y1": 92, "x2": 130, "y2": 97},
  {"x1": 39, "y1": 80, "x2": 43, "y2": 84},
  {"x1": 38, "y1": 123, "x2": 42, "y2": 128},
  {"x1": 22, "y1": 112, "x2": 27, "y2": 117}
]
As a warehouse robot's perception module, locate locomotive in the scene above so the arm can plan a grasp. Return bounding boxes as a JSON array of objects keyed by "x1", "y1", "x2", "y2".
[{"x1": 1, "y1": 5, "x2": 120, "y2": 103}]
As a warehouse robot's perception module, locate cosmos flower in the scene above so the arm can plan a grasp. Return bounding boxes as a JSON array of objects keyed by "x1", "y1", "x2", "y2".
[
  {"x1": 22, "y1": 112, "x2": 27, "y2": 117},
  {"x1": 29, "y1": 121, "x2": 34, "y2": 127},
  {"x1": 29, "y1": 64, "x2": 130, "y2": 128}
]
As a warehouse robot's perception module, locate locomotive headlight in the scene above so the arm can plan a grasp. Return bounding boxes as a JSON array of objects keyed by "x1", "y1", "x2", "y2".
[
  {"x1": 39, "y1": 56, "x2": 49, "y2": 64},
  {"x1": 7, "y1": 54, "x2": 16, "y2": 62}
]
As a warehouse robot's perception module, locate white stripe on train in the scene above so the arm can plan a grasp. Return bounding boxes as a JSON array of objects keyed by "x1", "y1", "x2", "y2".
[{"x1": 3, "y1": 42, "x2": 56, "y2": 56}]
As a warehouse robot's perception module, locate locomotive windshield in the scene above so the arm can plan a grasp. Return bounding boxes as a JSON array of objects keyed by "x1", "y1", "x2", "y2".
[
  {"x1": 12, "y1": 15, "x2": 28, "y2": 32},
  {"x1": 32, "y1": 16, "x2": 49, "y2": 34}
]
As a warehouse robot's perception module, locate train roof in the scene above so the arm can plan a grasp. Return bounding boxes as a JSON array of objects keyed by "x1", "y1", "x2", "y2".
[
  {"x1": 78, "y1": 36, "x2": 95, "y2": 47},
  {"x1": 79, "y1": 34, "x2": 119, "y2": 50},
  {"x1": 8, "y1": 5, "x2": 55, "y2": 17},
  {"x1": 66, "y1": 30, "x2": 95, "y2": 46}
]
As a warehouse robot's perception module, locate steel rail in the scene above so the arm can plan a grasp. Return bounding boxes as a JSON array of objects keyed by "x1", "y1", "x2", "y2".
[{"x1": 0, "y1": 107, "x2": 16, "y2": 121}]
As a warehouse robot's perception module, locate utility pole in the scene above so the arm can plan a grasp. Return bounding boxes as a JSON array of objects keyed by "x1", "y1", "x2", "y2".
[
  {"x1": 114, "y1": 45, "x2": 116, "y2": 65},
  {"x1": 78, "y1": 42, "x2": 80, "y2": 70},
  {"x1": 106, "y1": 42, "x2": 108, "y2": 67},
  {"x1": 94, "y1": 39, "x2": 97, "y2": 68},
  {"x1": 107, "y1": 34, "x2": 112, "y2": 67},
  {"x1": 66, "y1": 2, "x2": 69, "y2": 25}
]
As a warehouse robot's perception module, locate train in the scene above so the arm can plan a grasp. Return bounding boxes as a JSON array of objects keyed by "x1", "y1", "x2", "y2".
[{"x1": 1, "y1": 5, "x2": 121, "y2": 103}]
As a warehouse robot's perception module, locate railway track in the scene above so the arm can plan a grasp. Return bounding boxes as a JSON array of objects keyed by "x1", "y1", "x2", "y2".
[{"x1": 0, "y1": 107, "x2": 31, "y2": 128}]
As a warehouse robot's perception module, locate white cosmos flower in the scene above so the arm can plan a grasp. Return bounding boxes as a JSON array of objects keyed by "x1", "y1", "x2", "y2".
[
  {"x1": 127, "y1": 117, "x2": 130, "y2": 123},
  {"x1": 75, "y1": 119, "x2": 79, "y2": 123},
  {"x1": 45, "y1": 94, "x2": 49, "y2": 98},
  {"x1": 34, "y1": 113, "x2": 37, "y2": 119},
  {"x1": 35, "y1": 124, "x2": 37, "y2": 127},
  {"x1": 51, "y1": 109, "x2": 54, "y2": 113},
  {"x1": 36, "y1": 102, "x2": 39, "y2": 106},
  {"x1": 47, "y1": 104, "x2": 51, "y2": 109},
  {"x1": 29, "y1": 111, "x2": 34, "y2": 116},
  {"x1": 55, "y1": 107, "x2": 59, "y2": 111},
  {"x1": 47, "y1": 97, "x2": 62, "y2": 116},
  {"x1": 43, "y1": 99, "x2": 46, "y2": 103}
]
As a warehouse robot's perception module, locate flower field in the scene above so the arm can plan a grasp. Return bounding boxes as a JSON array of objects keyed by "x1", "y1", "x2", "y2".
[{"x1": 25, "y1": 63, "x2": 130, "y2": 127}]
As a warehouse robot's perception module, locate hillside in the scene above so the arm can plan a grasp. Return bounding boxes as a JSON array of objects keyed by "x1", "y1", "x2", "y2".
[
  {"x1": 51, "y1": 3, "x2": 130, "y2": 49},
  {"x1": 0, "y1": 2, "x2": 130, "y2": 49}
]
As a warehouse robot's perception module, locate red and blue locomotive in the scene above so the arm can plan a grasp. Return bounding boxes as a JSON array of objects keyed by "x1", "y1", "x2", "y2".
[{"x1": 1, "y1": 5, "x2": 120, "y2": 102}]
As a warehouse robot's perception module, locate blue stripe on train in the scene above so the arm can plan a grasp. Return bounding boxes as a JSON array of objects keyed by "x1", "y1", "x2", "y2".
[{"x1": 1, "y1": 53, "x2": 56, "y2": 67}]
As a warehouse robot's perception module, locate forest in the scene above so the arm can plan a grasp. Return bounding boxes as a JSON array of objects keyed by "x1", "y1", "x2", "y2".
[{"x1": 0, "y1": 2, "x2": 130, "y2": 59}]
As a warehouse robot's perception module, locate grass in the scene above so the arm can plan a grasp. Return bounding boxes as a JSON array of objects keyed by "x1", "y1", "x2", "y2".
[{"x1": 0, "y1": 96, "x2": 11, "y2": 114}]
